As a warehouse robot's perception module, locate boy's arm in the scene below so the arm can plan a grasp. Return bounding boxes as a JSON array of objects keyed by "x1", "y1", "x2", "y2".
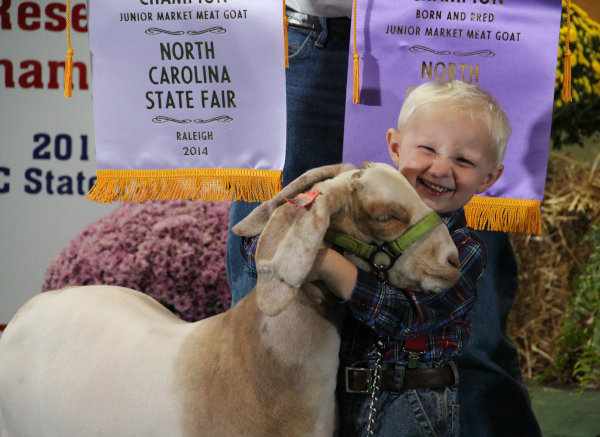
[
  {"x1": 312, "y1": 227, "x2": 487, "y2": 339},
  {"x1": 307, "y1": 248, "x2": 357, "y2": 300},
  {"x1": 241, "y1": 236, "x2": 259, "y2": 278},
  {"x1": 243, "y1": 229, "x2": 486, "y2": 340},
  {"x1": 242, "y1": 235, "x2": 358, "y2": 294}
]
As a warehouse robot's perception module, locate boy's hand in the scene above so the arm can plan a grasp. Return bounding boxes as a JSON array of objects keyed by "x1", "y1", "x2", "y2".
[{"x1": 306, "y1": 248, "x2": 358, "y2": 301}]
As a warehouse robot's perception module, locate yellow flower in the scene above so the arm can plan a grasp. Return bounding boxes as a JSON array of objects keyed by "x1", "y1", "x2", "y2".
[
  {"x1": 556, "y1": 1, "x2": 600, "y2": 102},
  {"x1": 569, "y1": 25, "x2": 578, "y2": 42},
  {"x1": 579, "y1": 52, "x2": 590, "y2": 68},
  {"x1": 583, "y1": 80, "x2": 592, "y2": 95}
]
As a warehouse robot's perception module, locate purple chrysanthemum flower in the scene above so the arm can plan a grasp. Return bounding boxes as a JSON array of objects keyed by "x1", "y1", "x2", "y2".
[{"x1": 42, "y1": 200, "x2": 232, "y2": 322}]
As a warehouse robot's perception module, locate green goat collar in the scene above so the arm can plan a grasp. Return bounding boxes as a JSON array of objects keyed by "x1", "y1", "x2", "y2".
[{"x1": 324, "y1": 212, "x2": 442, "y2": 280}]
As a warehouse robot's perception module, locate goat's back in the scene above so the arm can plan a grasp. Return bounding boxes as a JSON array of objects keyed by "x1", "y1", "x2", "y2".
[
  {"x1": 0, "y1": 285, "x2": 339, "y2": 437},
  {"x1": 0, "y1": 285, "x2": 196, "y2": 437}
]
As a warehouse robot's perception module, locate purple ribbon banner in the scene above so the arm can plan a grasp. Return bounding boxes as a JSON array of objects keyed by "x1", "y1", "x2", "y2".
[{"x1": 343, "y1": 0, "x2": 563, "y2": 234}]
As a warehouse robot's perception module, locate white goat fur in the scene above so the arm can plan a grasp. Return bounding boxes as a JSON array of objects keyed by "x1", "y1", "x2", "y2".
[{"x1": 0, "y1": 162, "x2": 459, "y2": 437}]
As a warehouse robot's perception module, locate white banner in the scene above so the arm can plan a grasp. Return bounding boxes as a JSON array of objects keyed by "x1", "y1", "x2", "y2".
[{"x1": 86, "y1": 0, "x2": 287, "y2": 203}]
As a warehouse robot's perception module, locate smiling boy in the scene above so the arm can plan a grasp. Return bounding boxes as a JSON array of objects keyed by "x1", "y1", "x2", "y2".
[
  {"x1": 240, "y1": 80, "x2": 510, "y2": 436},
  {"x1": 387, "y1": 103, "x2": 504, "y2": 214},
  {"x1": 306, "y1": 80, "x2": 511, "y2": 436}
]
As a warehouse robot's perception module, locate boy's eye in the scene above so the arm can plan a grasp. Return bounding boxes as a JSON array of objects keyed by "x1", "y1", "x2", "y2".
[
  {"x1": 419, "y1": 146, "x2": 435, "y2": 153},
  {"x1": 457, "y1": 158, "x2": 474, "y2": 166}
]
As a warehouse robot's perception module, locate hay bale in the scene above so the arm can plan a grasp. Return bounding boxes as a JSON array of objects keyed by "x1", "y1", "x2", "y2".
[{"x1": 509, "y1": 151, "x2": 600, "y2": 384}]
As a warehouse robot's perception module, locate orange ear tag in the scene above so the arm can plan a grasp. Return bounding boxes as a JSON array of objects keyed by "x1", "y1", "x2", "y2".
[{"x1": 284, "y1": 190, "x2": 321, "y2": 210}]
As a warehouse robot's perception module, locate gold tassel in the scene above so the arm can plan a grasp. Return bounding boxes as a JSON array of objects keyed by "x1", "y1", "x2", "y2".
[
  {"x1": 64, "y1": 0, "x2": 73, "y2": 98},
  {"x1": 283, "y1": 0, "x2": 289, "y2": 68},
  {"x1": 562, "y1": 0, "x2": 572, "y2": 102},
  {"x1": 64, "y1": 48, "x2": 74, "y2": 98},
  {"x1": 353, "y1": 52, "x2": 360, "y2": 104},
  {"x1": 352, "y1": 0, "x2": 360, "y2": 104}
]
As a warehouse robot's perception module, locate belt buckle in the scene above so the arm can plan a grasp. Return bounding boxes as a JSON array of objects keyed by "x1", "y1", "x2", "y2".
[
  {"x1": 345, "y1": 367, "x2": 372, "y2": 394},
  {"x1": 285, "y1": 10, "x2": 322, "y2": 33},
  {"x1": 287, "y1": 17, "x2": 321, "y2": 32}
]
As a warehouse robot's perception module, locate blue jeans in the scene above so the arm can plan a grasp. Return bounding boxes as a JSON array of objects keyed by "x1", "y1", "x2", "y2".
[
  {"x1": 225, "y1": 19, "x2": 541, "y2": 437},
  {"x1": 456, "y1": 231, "x2": 542, "y2": 437},
  {"x1": 226, "y1": 20, "x2": 348, "y2": 305},
  {"x1": 338, "y1": 358, "x2": 460, "y2": 437}
]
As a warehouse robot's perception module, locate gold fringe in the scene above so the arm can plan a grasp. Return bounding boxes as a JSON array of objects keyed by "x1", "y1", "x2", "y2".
[
  {"x1": 464, "y1": 196, "x2": 541, "y2": 235},
  {"x1": 85, "y1": 168, "x2": 283, "y2": 203}
]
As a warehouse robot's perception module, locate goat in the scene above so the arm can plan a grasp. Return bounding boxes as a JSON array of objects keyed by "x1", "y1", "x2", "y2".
[{"x1": 0, "y1": 162, "x2": 460, "y2": 437}]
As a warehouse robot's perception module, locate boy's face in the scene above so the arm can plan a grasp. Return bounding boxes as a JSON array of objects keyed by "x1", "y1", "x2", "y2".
[{"x1": 387, "y1": 106, "x2": 503, "y2": 214}]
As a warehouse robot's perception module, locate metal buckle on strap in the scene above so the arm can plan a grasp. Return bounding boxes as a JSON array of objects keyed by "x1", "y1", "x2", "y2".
[
  {"x1": 345, "y1": 367, "x2": 372, "y2": 394},
  {"x1": 285, "y1": 9, "x2": 323, "y2": 33},
  {"x1": 368, "y1": 243, "x2": 402, "y2": 272}
]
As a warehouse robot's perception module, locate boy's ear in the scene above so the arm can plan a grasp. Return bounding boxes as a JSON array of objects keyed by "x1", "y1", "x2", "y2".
[
  {"x1": 387, "y1": 128, "x2": 401, "y2": 167},
  {"x1": 476, "y1": 164, "x2": 504, "y2": 194}
]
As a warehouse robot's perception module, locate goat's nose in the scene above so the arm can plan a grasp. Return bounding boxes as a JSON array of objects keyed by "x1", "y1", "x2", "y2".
[{"x1": 448, "y1": 253, "x2": 460, "y2": 269}]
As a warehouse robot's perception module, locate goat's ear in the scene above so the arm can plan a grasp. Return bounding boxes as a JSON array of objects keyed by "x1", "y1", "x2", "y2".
[
  {"x1": 232, "y1": 163, "x2": 356, "y2": 237},
  {"x1": 254, "y1": 195, "x2": 335, "y2": 316},
  {"x1": 360, "y1": 161, "x2": 375, "y2": 169}
]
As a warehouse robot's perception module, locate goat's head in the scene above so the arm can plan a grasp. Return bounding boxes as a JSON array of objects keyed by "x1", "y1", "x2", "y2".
[{"x1": 233, "y1": 162, "x2": 459, "y2": 316}]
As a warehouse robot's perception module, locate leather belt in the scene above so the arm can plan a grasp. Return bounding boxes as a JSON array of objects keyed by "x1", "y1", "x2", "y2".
[
  {"x1": 342, "y1": 365, "x2": 455, "y2": 394},
  {"x1": 285, "y1": 8, "x2": 351, "y2": 39}
]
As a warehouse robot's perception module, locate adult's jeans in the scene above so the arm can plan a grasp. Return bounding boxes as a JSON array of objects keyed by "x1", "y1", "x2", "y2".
[
  {"x1": 456, "y1": 230, "x2": 542, "y2": 436},
  {"x1": 226, "y1": 20, "x2": 348, "y2": 305}
]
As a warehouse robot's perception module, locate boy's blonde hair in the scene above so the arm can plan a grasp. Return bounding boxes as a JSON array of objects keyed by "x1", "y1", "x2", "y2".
[{"x1": 398, "y1": 80, "x2": 511, "y2": 169}]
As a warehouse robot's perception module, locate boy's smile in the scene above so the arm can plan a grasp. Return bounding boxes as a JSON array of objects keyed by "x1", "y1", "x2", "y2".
[{"x1": 387, "y1": 106, "x2": 504, "y2": 214}]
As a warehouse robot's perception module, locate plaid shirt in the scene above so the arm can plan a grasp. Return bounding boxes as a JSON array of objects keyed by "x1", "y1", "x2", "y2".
[{"x1": 241, "y1": 207, "x2": 486, "y2": 363}]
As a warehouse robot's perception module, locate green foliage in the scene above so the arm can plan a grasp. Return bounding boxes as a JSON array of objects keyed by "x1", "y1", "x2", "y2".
[{"x1": 544, "y1": 227, "x2": 600, "y2": 393}]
